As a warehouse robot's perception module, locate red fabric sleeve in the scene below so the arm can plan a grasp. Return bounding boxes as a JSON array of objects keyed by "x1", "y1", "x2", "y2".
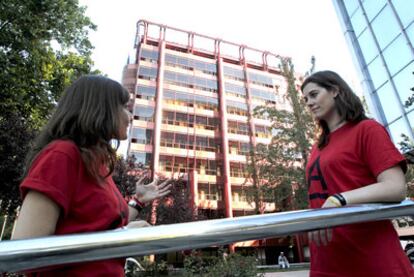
[
  {"x1": 20, "y1": 146, "x2": 79, "y2": 217},
  {"x1": 361, "y1": 121, "x2": 407, "y2": 177}
]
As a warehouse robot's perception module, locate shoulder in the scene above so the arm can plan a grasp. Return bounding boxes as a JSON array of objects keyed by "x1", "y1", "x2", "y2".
[
  {"x1": 356, "y1": 119, "x2": 383, "y2": 128},
  {"x1": 40, "y1": 140, "x2": 81, "y2": 162},
  {"x1": 352, "y1": 119, "x2": 389, "y2": 137}
]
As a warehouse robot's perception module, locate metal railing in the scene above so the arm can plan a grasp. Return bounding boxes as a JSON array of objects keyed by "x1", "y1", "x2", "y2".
[{"x1": 1, "y1": 200, "x2": 414, "y2": 273}]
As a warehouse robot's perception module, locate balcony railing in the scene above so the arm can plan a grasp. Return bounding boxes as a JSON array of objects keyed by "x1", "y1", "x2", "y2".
[{"x1": 1, "y1": 200, "x2": 414, "y2": 273}]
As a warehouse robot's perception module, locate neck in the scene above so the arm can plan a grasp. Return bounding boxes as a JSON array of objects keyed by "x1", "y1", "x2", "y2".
[{"x1": 328, "y1": 118, "x2": 346, "y2": 132}]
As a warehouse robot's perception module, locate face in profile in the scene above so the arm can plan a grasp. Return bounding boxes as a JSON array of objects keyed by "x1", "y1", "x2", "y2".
[
  {"x1": 302, "y1": 82, "x2": 338, "y2": 121},
  {"x1": 117, "y1": 106, "x2": 131, "y2": 140}
]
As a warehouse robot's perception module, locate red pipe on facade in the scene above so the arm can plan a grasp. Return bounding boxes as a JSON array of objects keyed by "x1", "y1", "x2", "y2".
[
  {"x1": 217, "y1": 57, "x2": 233, "y2": 219},
  {"x1": 151, "y1": 40, "x2": 165, "y2": 183}
]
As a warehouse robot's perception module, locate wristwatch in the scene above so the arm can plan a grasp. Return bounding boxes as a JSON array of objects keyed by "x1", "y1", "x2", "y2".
[{"x1": 128, "y1": 197, "x2": 145, "y2": 212}]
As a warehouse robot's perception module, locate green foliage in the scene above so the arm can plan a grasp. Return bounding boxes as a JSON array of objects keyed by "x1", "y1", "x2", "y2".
[
  {"x1": 125, "y1": 257, "x2": 169, "y2": 277},
  {"x1": 183, "y1": 251, "x2": 263, "y2": 277},
  {"x1": 0, "y1": 0, "x2": 98, "y2": 127},
  {"x1": 155, "y1": 179, "x2": 202, "y2": 224},
  {"x1": 0, "y1": 114, "x2": 35, "y2": 217},
  {"x1": 403, "y1": 71, "x2": 414, "y2": 108},
  {"x1": 112, "y1": 155, "x2": 143, "y2": 197},
  {"x1": 406, "y1": 167, "x2": 414, "y2": 199},
  {"x1": 0, "y1": 0, "x2": 98, "y2": 217},
  {"x1": 112, "y1": 156, "x2": 200, "y2": 224},
  {"x1": 249, "y1": 58, "x2": 316, "y2": 211}
]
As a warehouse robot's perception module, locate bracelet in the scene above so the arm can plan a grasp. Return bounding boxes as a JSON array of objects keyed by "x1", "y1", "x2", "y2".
[
  {"x1": 128, "y1": 196, "x2": 145, "y2": 212},
  {"x1": 332, "y1": 193, "x2": 347, "y2": 206},
  {"x1": 326, "y1": 196, "x2": 341, "y2": 207}
]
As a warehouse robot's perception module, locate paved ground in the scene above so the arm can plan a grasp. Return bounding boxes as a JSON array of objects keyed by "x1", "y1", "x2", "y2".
[{"x1": 263, "y1": 270, "x2": 309, "y2": 277}]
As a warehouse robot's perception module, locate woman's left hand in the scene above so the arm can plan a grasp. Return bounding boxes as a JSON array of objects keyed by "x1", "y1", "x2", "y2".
[{"x1": 135, "y1": 175, "x2": 172, "y2": 204}]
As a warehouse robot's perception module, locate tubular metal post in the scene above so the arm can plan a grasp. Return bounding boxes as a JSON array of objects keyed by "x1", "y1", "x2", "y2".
[{"x1": 1, "y1": 200, "x2": 414, "y2": 273}]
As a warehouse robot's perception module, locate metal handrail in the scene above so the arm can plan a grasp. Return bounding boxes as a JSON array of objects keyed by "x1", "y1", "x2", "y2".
[{"x1": 1, "y1": 200, "x2": 414, "y2": 273}]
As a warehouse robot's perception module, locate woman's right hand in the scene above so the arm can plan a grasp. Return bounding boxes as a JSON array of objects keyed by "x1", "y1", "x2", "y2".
[
  {"x1": 308, "y1": 228, "x2": 332, "y2": 247},
  {"x1": 308, "y1": 196, "x2": 340, "y2": 246}
]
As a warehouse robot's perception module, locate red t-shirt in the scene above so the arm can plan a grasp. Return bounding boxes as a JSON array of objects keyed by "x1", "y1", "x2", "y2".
[
  {"x1": 20, "y1": 140, "x2": 129, "y2": 277},
  {"x1": 306, "y1": 119, "x2": 414, "y2": 277}
]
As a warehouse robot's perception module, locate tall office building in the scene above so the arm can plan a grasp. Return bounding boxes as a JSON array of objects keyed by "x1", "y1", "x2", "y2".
[
  {"x1": 122, "y1": 19, "x2": 294, "y2": 218},
  {"x1": 332, "y1": 0, "x2": 414, "y2": 145},
  {"x1": 122, "y1": 20, "x2": 305, "y2": 262}
]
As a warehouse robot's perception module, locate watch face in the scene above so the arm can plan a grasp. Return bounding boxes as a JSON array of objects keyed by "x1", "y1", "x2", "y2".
[{"x1": 128, "y1": 200, "x2": 138, "y2": 206}]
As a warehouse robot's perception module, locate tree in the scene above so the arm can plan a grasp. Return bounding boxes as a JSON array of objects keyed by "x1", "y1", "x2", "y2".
[
  {"x1": 112, "y1": 156, "x2": 199, "y2": 225},
  {"x1": 112, "y1": 155, "x2": 144, "y2": 197},
  {"x1": 0, "y1": 114, "x2": 35, "y2": 217},
  {"x1": 399, "y1": 72, "x2": 414, "y2": 198},
  {"x1": 155, "y1": 178, "x2": 202, "y2": 225},
  {"x1": 0, "y1": 0, "x2": 98, "y2": 216},
  {"x1": 249, "y1": 58, "x2": 316, "y2": 211},
  {"x1": 0, "y1": 0, "x2": 97, "y2": 125},
  {"x1": 404, "y1": 71, "x2": 414, "y2": 108}
]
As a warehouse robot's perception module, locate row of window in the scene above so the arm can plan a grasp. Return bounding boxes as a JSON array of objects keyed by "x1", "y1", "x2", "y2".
[
  {"x1": 159, "y1": 155, "x2": 221, "y2": 176},
  {"x1": 163, "y1": 89, "x2": 219, "y2": 111},
  {"x1": 223, "y1": 66, "x2": 245, "y2": 81},
  {"x1": 160, "y1": 131, "x2": 221, "y2": 153},
  {"x1": 229, "y1": 141, "x2": 252, "y2": 156},
  {"x1": 164, "y1": 70, "x2": 218, "y2": 93},
  {"x1": 165, "y1": 54, "x2": 217, "y2": 75},
  {"x1": 162, "y1": 111, "x2": 219, "y2": 131}
]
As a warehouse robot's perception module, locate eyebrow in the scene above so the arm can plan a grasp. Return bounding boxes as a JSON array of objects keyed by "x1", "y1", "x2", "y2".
[{"x1": 304, "y1": 89, "x2": 318, "y2": 96}]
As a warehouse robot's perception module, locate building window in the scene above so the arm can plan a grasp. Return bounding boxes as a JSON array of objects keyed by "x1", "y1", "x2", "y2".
[
  {"x1": 392, "y1": 62, "x2": 414, "y2": 112},
  {"x1": 228, "y1": 121, "x2": 250, "y2": 136},
  {"x1": 351, "y1": 7, "x2": 368, "y2": 37},
  {"x1": 223, "y1": 66, "x2": 245, "y2": 81},
  {"x1": 226, "y1": 100, "x2": 248, "y2": 116},
  {"x1": 383, "y1": 34, "x2": 412, "y2": 76},
  {"x1": 367, "y1": 56, "x2": 388, "y2": 89},
  {"x1": 138, "y1": 66, "x2": 158, "y2": 81},
  {"x1": 358, "y1": 28, "x2": 379, "y2": 64},
  {"x1": 134, "y1": 105, "x2": 154, "y2": 121},
  {"x1": 343, "y1": 0, "x2": 359, "y2": 16},
  {"x1": 131, "y1": 127, "x2": 153, "y2": 144},
  {"x1": 198, "y1": 183, "x2": 222, "y2": 201},
  {"x1": 136, "y1": 85, "x2": 156, "y2": 100},
  {"x1": 250, "y1": 88, "x2": 276, "y2": 103},
  {"x1": 375, "y1": 82, "x2": 402, "y2": 123},
  {"x1": 248, "y1": 72, "x2": 273, "y2": 88},
  {"x1": 230, "y1": 162, "x2": 247, "y2": 178},
  {"x1": 255, "y1": 125, "x2": 271, "y2": 138},
  {"x1": 391, "y1": 0, "x2": 414, "y2": 28},
  {"x1": 388, "y1": 118, "x2": 411, "y2": 145},
  {"x1": 362, "y1": 0, "x2": 387, "y2": 22},
  {"x1": 371, "y1": 4, "x2": 401, "y2": 50},
  {"x1": 140, "y1": 49, "x2": 159, "y2": 63},
  {"x1": 130, "y1": 151, "x2": 152, "y2": 167}
]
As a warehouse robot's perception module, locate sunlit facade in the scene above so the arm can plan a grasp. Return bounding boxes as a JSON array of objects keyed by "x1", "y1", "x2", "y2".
[
  {"x1": 333, "y1": 0, "x2": 414, "y2": 145},
  {"x1": 122, "y1": 20, "x2": 305, "y2": 263}
]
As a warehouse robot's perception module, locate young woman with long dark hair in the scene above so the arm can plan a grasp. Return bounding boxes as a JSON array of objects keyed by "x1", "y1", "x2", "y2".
[
  {"x1": 12, "y1": 75, "x2": 171, "y2": 276},
  {"x1": 302, "y1": 70, "x2": 414, "y2": 277}
]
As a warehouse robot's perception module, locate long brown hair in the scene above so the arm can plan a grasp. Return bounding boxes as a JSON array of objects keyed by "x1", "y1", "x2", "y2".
[
  {"x1": 25, "y1": 75, "x2": 130, "y2": 183},
  {"x1": 301, "y1": 70, "x2": 368, "y2": 149}
]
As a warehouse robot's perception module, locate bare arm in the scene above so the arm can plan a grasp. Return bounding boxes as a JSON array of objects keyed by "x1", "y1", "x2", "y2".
[
  {"x1": 128, "y1": 206, "x2": 139, "y2": 223},
  {"x1": 12, "y1": 190, "x2": 60, "y2": 239},
  {"x1": 340, "y1": 166, "x2": 406, "y2": 204}
]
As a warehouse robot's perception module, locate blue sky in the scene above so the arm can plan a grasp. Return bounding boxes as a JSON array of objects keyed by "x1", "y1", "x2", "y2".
[
  {"x1": 79, "y1": 0, "x2": 361, "y2": 90},
  {"x1": 79, "y1": 0, "x2": 362, "y2": 155}
]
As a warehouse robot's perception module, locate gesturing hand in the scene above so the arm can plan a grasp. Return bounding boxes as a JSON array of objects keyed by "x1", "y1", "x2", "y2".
[{"x1": 135, "y1": 175, "x2": 172, "y2": 204}]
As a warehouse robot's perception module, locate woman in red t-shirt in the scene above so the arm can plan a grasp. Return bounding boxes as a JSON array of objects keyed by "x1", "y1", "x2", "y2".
[
  {"x1": 301, "y1": 70, "x2": 414, "y2": 277},
  {"x1": 12, "y1": 75, "x2": 171, "y2": 276}
]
